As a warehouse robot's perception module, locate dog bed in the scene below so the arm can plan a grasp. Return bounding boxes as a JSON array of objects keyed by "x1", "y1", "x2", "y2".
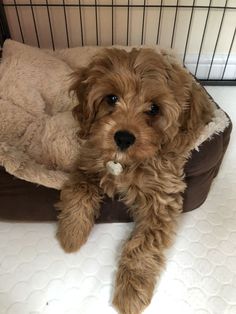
[{"x1": 0, "y1": 40, "x2": 232, "y2": 222}]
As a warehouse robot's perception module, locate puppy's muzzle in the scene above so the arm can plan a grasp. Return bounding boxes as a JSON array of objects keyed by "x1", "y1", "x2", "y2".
[{"x1": 114, "y1": 130, "x2": 136, "y2": 151}]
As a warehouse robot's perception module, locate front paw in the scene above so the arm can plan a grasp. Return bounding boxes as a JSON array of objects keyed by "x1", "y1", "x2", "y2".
[
  {"x1": 113, "y1": 266, "x2": 155, "y2": 314},
  {"x1": 57, "y1": 213, "x2": 93, "y2": 253}
]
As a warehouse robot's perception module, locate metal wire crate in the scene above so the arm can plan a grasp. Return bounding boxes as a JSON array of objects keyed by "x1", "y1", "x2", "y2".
[{"x1": 0, "y1": 0, "x2": 235, "y2": 85}]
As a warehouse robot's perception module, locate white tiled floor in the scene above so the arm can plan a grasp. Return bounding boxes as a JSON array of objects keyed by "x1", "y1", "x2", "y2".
[{"x1": 0, "y1": 86, "x2": 236, "y2": 314}]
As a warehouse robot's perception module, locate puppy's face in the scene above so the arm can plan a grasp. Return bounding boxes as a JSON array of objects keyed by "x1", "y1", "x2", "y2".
[{"x1": 72, "y1": 48, "x2": 211, "y2": 165}]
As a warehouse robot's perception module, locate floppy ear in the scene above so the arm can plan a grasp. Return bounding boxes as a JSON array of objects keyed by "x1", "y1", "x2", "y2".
[
  {"x1": 70, "y1": 67, "x2": 97, "y2": 139},
  {"x1": 182, "y1": 79, "x2": 214, "y2": 133},
  {"x1": 162, "y1": 54, "x2": 214, "y2": 152},
  {"x1": 165, "y1": 57, "x2": 213, "y2": 134}
]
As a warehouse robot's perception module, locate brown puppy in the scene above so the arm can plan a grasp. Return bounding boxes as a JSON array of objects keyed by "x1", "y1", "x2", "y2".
[{"x1": 57, "y1": 48, "x2": 213, "y2": 314}]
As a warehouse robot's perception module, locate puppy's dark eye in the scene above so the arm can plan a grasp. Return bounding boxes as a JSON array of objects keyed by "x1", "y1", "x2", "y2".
[
  {"x1": 105, "y1": 94, "x2": 119, "y2": 106},
  {"x1": 146, "y1": 103, "x2": 160, "y2": 116}
]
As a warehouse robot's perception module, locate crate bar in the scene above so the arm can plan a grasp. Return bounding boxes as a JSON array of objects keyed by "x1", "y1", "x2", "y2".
[
  {"x1": 207, "y1": 0, "x2": 228, "y2": 79},
  {"x1": 0, "y1": 0, "x2": 11, "y2": 46},
  {"x1": 171, "y1": 0, "x2": 179, "y2": 49},
  {"x1": 156, "y1": 0, "x2": 163, "y2": 44},
  {"x1": 29, "y1": 0, "x2": 40, "y2": 47},
  {"x1": 200, "y1": 79, "x2": 236, "y2": 86},
  {"x1": 126, "y1": 0, "x2": 130, "y2": 46},
  {"x1": 62, "y1": 0, "x2": 70, "y2": 48},
  {"x1": 4, "y1": 4, "x2": 235, "y2": 9},
  {"x1": 12, "y1": 0, "x2": 25, "y2": 43},
  {"x1": 194, "y1": 0, "x2": 212, "y2": 76},
  {"x1": 45, "y1": 0, "x2": 55, "y2": 50},
  {"x1": 112, "y1": 0, "x2": 114, "y2": 45},
  {"x1": 78, "y1": 0, "x2": 84, "y2": 46},
  {"x1": 95, "y1": 0, "x2": 99, "y2": 45},
  {"x1": 221, "y1": 27, "x2": 236, "y2": 80},
  {"x1": 183, "y1": 0, "x2": 196, "y2": 64},
  {"x1": 141, "y1": 0, "x2": 146, "y2": 45}
]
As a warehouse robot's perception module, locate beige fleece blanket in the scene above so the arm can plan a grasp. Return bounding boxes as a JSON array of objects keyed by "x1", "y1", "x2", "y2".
[{"x1": 0, "y1": 40, "x2": 229, "y2": 190}]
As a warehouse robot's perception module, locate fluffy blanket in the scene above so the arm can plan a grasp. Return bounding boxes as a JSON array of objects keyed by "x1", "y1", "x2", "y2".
[{"x1": 0, "y1": 40, "x2": 230, "y2": 190}]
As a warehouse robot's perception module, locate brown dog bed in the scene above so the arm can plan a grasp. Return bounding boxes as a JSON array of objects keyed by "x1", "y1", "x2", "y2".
[{"x1": 0, "y1": 41, "x2": 232, "y2": 222}]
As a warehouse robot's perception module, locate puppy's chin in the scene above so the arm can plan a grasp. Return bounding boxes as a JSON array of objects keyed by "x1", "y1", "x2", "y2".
[
  {"x1": 108, "y1": 151, "x2": 135, "y2": 167},
  {"x1": 102, "y1": 145, "x2": 158, "y2": 167}
]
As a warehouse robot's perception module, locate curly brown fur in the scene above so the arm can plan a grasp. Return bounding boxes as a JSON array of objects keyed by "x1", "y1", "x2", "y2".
[{"x1": 56, "y1": 48, "x2": 213, "y2": 314}]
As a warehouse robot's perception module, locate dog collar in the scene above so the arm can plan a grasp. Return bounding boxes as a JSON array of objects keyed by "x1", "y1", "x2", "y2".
[{"x1": 106, "y1": 161, "x2": 123, "y2": 176}]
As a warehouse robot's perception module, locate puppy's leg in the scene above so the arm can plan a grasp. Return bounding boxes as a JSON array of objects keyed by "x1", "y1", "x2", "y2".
[
  {"x1": 57, "y1": 175, "x2": 102, "y2": 253},
  {"x1": 113, "y1": 191, "x2": 182, "y2": 314}
]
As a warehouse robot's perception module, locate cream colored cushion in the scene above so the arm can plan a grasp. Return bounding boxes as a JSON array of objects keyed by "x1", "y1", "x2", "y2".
[
  {"x1": 0, "y1": 40, "x2": 229, "y2": 190},
  {"x1": 0, "y1": 40, "x2": 81, "y2": 189}
]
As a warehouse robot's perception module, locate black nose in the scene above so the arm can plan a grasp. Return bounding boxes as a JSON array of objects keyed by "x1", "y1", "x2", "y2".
[{"x1": 114, "y1": 130, "x2": 136, "y2": 150}]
